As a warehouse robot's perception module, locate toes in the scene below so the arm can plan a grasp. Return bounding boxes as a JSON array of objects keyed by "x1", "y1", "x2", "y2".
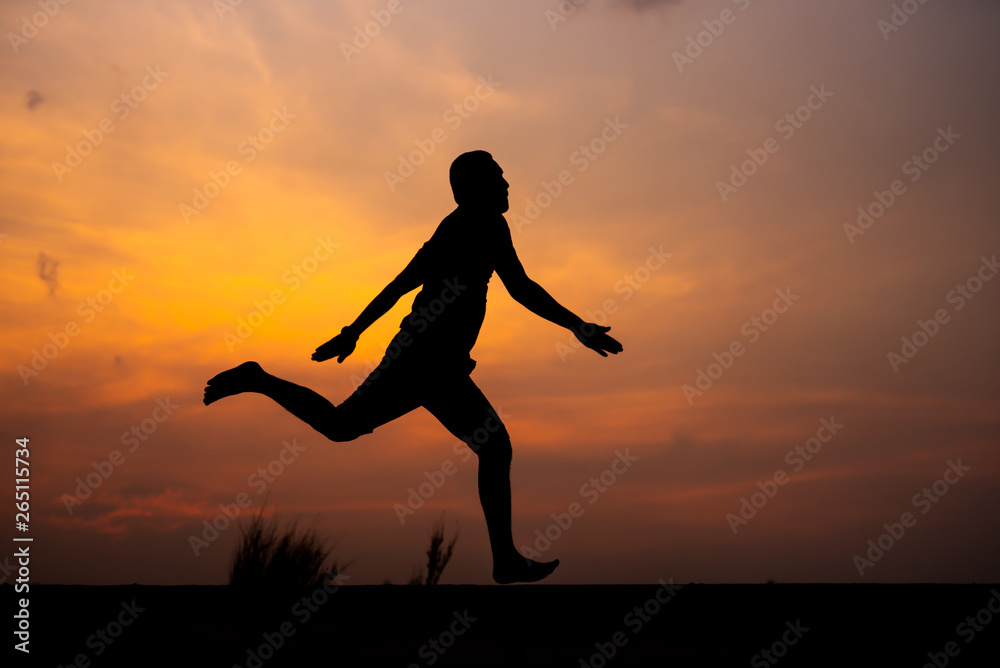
[{"x1": 203, "y1": 385, "x2": 221, "y2": 405}]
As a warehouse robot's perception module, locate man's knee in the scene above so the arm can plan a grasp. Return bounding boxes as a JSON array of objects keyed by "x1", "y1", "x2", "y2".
[
  {"x1": 311, "y1": 396, "x2": 386, "y2": 443},
  {"x1": 317, "y1": 415, "x2": 368, "y2": 443},
  {"x1": 470, "y1": 428, "x2": 512, "y2": 462},
  {"x1": 322, "y1": 428, "x2": 354, "y2": 443}
]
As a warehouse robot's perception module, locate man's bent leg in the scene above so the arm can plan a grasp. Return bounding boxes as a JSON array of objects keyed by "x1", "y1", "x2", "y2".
[
  {"x1": 423, "y1": 375, "x2": 558, "y2": 584},
  {"x1": 204, "y1": 361, "x2": 417, "y2": 442}
]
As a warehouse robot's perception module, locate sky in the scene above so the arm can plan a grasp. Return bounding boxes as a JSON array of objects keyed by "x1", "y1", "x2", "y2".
[{"x1": 2, "y1": 0, "x2": 999, "y2": 586}]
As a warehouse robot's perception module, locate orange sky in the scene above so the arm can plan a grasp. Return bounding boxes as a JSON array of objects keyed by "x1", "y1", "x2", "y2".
[{"x1": 2, "y1": 0, "x2": 999, "y2": 585}]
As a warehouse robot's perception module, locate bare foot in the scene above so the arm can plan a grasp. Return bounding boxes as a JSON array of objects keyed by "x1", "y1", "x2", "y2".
[
  {"x1": 203, "y1": 361, "x2": 265, "y2": 405},
  {"x1": 493, "y1": 556, "x2": 559, "y2": 584}
]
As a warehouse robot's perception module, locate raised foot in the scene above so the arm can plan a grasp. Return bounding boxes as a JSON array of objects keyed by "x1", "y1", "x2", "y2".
[
  {"x1": 493, "y1": 557, "x2": 559, "y2": 584},
  {"x1": 203, "y1": 361, "x2": 264, "y2": 406}
]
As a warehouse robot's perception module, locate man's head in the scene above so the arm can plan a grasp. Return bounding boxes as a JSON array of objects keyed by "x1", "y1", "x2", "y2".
[{"x1": 450, "y1": 150, "x2": 509, "y2": 213}]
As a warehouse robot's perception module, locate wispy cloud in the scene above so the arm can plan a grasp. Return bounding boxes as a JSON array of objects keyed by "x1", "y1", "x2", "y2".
[
  {"x1": 36, "y1": 252, "x2": 59, "y2": 296},
  {"x1": 26, "y1": 90, "x2": 44, "y2": 110},
  {"x1": 616, "y1": 0, "x2": 682, "y2": 10}
]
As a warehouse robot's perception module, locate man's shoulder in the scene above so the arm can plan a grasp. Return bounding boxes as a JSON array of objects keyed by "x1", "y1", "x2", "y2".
[
  {"x1": 446, "y1": 207, "x2": 510, "y2": 231},
  {"x1": 432, "y1": 207, "x2": 464, "y2": 237},
  {"x1": 424, "y1": 209, "x2": 512, "y2": 260}
]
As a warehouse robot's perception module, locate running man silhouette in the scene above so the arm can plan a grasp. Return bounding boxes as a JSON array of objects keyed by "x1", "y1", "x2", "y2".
[{"x1": 204, "y1": 150, "x2": 622, "y2": 584}]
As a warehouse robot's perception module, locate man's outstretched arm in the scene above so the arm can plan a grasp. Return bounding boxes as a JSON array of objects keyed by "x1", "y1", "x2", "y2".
[
  {"x1": 312, "y1": 252, "x2": 425, "y2": 362},
  {"x1": 497, "y1": 250, "x2": 623, "y2": 357}
]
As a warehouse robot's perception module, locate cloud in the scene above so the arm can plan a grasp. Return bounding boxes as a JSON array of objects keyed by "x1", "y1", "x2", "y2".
[
  {"x1": 26, "y1": 90, "x2": 44, "y2": 110},
  {"x1": 616, "y1": 0, "x2": 682, "y2": 10},
  {"x1": 36, "y1": 252, "x2": 59, "y2": 296}
]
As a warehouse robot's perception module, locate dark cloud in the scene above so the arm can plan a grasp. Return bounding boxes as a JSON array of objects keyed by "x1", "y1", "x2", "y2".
[
  {"x1": 26, "y1": 90, "x2": 44, "y2": 110},
  {"x1": 617, "y1": 0, "x2": 682, "y2": 10},
  {"x1": 57, "y1": 501, "x2": 117, "y2": 522},
  {"x1": 119, "y1": 483, "x2": 170, "y2": 498},
  {"x1": 37, "y1": 252, "x2": 59, "y2": 296}
]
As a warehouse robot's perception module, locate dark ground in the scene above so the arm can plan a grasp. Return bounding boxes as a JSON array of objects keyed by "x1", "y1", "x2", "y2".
[{"x1": 5, "y1": 583, "x2": 1000, "y2": 666}]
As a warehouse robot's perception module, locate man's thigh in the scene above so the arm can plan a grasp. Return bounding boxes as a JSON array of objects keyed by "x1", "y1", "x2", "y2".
[
  {"x1": 421, "y1": 375, "x2": 510, "y2": 456},
  {"x1": 335, "y1": 361, "x2": 423, "y2": 438}
]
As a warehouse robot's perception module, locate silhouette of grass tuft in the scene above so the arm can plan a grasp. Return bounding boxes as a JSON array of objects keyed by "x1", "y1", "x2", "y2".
[
  {"x1": 229, "y1": 505, "x2": 346, "y2": 586},
  {"x1": 409, "y1": 514, "x2": 458, "y2": 585}
]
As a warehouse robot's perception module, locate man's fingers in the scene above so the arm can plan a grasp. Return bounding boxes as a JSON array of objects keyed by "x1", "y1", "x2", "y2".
[
  {"x1": 586, "y1": 341, "x2": 608, "y2": 357},
  {"x1": 598, "y1": 334, "x2": 622, "y2": 355},
  {"x1": 313, "y1": 346, "x2": 335, "y2": 362},
  {"x1": 579, "y1": 325, "x2": 622, "y2": 357}
]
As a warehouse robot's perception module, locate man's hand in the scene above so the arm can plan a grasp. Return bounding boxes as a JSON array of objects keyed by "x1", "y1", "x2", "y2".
[
  {"x1": 312, "y1": 327, "x2": 358, "y2": 363},
  {"x1": 572, "y1": 323, "x2": 623, "y2": 357}
]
